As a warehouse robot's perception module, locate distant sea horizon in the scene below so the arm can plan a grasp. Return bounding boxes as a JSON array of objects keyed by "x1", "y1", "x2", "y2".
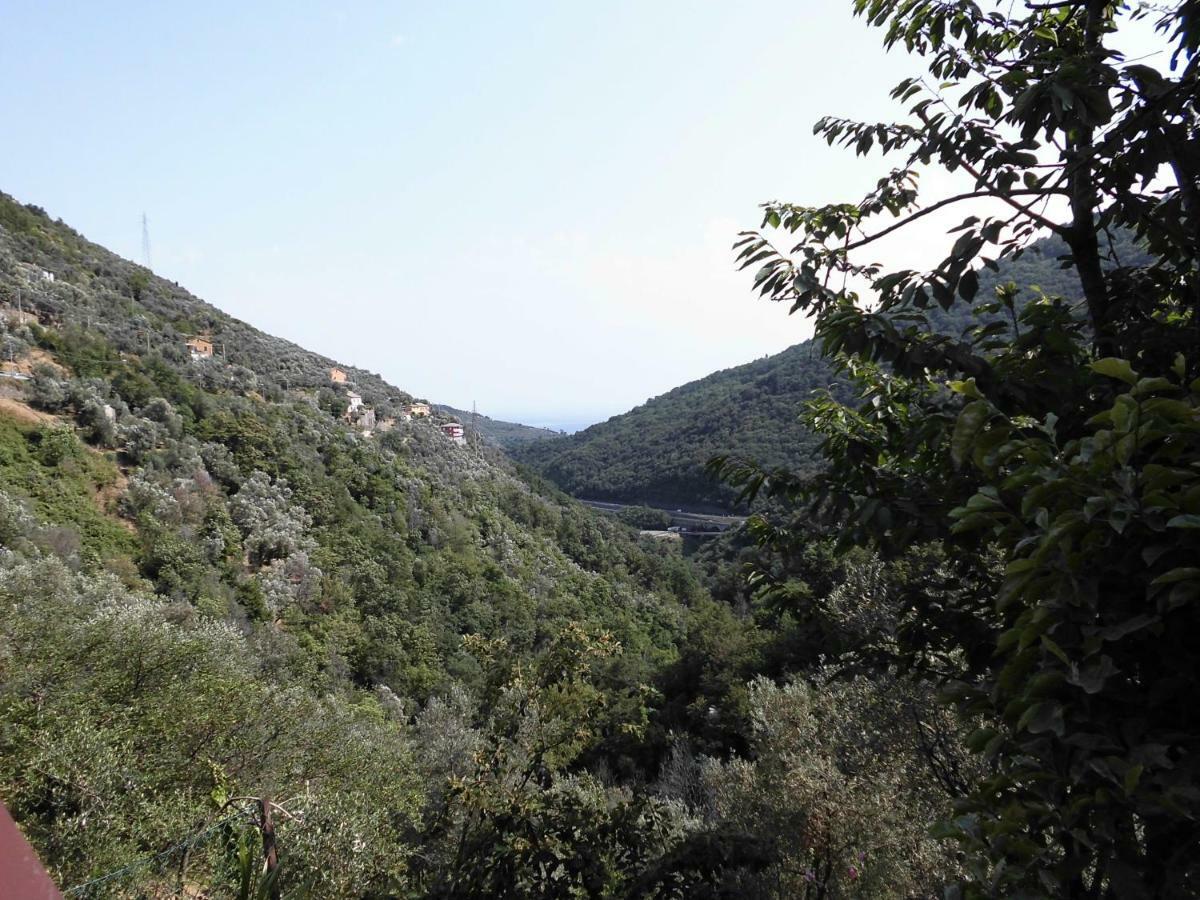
[
  {"x1": 497, "y1": 414, "x2": 609, "y2": 435},
  {"x1": 438, "y1": 405, "x2": 607, "y2": 436},
  {"x1": 524, "y1": 417, "x2": 600, "y2": 435}
]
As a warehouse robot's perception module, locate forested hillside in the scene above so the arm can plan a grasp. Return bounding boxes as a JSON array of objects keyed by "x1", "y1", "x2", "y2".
[
  {"x1": 0, "y1": 193, "x2": 708, "y2": 894},
  {"x1": 516, "y1": 231, "x2": 1150, "y2": 511},
  {"x1": 0, "y1": 190, "x2": 975, "y2": 897},
  {"x1": 2, "y1": 0, "x2": 1194, "y2": 892},
  {"x1": 516, "y1": 343, "x2": 839, "y2": 509}
]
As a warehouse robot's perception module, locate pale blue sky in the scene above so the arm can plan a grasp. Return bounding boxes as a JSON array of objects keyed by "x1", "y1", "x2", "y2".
[{"x1": 2, "y1": 1, "x2": 919, "y2": 429}]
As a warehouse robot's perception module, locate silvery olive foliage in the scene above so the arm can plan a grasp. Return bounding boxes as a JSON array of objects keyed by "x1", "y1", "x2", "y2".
[
  {"x1": 0, "y1": 488, "x2": 36, "y2": 553},
  {"x1": 121, "y1": 471, "x2": 182, "y2": 524},
  {"x1": 0, "y1": 553, "x2": 424, "y2": 895},
  {"x1": 229, "y1": 470, "x2": 314, "y2": 566},
  {"x1": 139, "y1": 396, "x2": 183, "y2": 438},
  {"x1": 119, "y1": 417, "x2": 163, "y2": 463},
  {"x1": 29, "y1": 365, "x2": 67, "y2": 409},
  {"x1": 256, "y1": 550, "x2": 323, "y2": 616}
]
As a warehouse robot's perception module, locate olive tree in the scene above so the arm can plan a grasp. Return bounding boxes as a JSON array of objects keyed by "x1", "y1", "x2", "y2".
[{"x1": 229, "y1": 470, "x2": 314, "y2": 566}]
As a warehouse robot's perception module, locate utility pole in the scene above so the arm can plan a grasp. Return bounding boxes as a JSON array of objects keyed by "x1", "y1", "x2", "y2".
[
  {"x1": 258, "y1": 797, "x2": 281, "y2": 900},
  {"x1": 141, "y1": 213, "x2": 152, "y2": 271}
]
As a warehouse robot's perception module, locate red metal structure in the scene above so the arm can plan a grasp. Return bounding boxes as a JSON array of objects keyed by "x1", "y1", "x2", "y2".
[{"x1": 0, "y1": 802, "x2": 62, "y2": 899}]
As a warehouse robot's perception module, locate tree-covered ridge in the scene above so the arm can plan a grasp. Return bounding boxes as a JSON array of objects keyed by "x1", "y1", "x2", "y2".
[
  {"x1": 434, "y1": 403, "x2": 564, "y2": 449},
  {"x1": 516, "y1": 231, "x2": 1144, "y2": 512},
  {"x1": 0, "y1": 195, "x2": 429, "y2": 414},
  {"x1": 516, "y1": 343, "x2": 840, "y2": 510}
]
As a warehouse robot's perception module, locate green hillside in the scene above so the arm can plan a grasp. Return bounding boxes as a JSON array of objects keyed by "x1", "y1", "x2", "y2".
[
  {"x1": 516, "y1": 343, "x2": 839, "y2": 510},
  {"x1": 515, "y1": 231, "x2": 1149, "y2": 511},
  {"x1": 0, "y1": 190, "x2": 973, "y2": 897},
  {"x1": 0, "y1": 193, "x2": 712, "y2": 894},
  {"x1": 0, "y1": 189, "x2": 706, "y2": 693}
]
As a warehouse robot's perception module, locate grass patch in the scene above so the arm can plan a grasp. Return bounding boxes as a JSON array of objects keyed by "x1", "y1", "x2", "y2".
[{"x1": 0, "y1": 415, "x2": 136, "y2": 566}]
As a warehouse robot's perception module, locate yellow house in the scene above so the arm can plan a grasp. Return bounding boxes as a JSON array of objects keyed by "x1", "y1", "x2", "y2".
[
  {"x1": 405, "y1": 402, "x2": 431, "y2": 418},
  {"x1": 330, "y1": 367, "x2": 347, "y2": 384}
]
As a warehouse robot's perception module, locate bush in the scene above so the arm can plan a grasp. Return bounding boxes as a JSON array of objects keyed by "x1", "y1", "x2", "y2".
[
  {"x1": 658, "y1": 674, "x2": 962, "y2": 898},
  {"x1": 0, "y1": 556, "x2": 424, "y2": 895}
]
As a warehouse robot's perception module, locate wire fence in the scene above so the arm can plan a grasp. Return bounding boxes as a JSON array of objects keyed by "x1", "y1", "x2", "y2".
[{"x1": 63, "y1": 810, "x2": 251, "y2": 898}]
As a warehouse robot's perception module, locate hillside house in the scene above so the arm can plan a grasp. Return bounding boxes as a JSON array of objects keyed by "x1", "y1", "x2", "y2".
[
  {"x1": 405, "y1": 402, "x2": 431, "y2": 418},
  {"x1": 39, "y1": 270, "x2": 54, "y2": 283},
  {"x1": 186, "y1": 336, "x2": 214, "y2": 360},
  {"x1": 441, "y1": 422, "x2": 465, "y2": 445},
  {"x1": 329, "y1": 367, "x2": 347, "y2": 384},
  {"x1": 346, "y1": 391, "x2": 364, "y2": 414}
]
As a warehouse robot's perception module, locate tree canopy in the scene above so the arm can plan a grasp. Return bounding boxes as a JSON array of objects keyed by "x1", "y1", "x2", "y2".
[{"x1": 718, "y1": 1, "x2": 1200, "y2": 895}]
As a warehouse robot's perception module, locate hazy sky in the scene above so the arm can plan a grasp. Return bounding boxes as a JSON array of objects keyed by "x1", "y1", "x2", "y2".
[{"x1": 3, "y1": 2, "x2": 953, "y2": 429}]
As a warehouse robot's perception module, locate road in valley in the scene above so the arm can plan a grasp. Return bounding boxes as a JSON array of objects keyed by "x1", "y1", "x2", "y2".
[{"x1": 579, "y1": 499, "x2": 745, "y2": 534}]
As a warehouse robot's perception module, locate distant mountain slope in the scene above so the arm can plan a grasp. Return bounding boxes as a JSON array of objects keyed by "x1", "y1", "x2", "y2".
[
  {"x1": 516, "y1": 231, "x2": 1149, "y2": 511},
  {"x1": 0, "y1": 198, "x2": 429, "y2": 419},
  {"x1": 514, "y1": 344, "x2": 841, "y2": 510},
  {"x1": 435, "y1": 404, "x2": 563, "y2": 449}
]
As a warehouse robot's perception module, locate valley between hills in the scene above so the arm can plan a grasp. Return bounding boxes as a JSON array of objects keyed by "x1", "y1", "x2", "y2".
[{"x1": 1, "y1": 1, "x2": 1198, "y2": 895}]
